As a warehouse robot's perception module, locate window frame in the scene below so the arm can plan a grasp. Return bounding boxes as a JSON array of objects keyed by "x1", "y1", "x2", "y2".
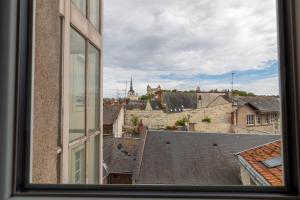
[
  {"x1": 246, "y1": 114, "x2": 255, "y2": 126},
  {"x1": 1, "y1": 0, "x2": 300, "y2": 199}
]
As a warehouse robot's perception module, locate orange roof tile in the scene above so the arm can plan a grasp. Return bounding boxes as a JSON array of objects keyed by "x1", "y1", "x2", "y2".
[{"x1": 237, "y1": 140, "x2": 283, "y2": 186}]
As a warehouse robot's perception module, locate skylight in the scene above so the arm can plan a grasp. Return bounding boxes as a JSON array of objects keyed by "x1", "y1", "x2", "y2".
[{"x1": 262, "y1": 156, "x2": 282, "y2": 168}]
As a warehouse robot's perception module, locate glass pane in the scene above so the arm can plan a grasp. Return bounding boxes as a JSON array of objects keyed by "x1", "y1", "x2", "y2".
[
  {"x1": 70, "y1": 29, "x2": 86, "y2": 142},
  {"x1": 72, "y1": 0, "x2": 86, "y2": 16},
  {"x1": 103, "y1": 0, "x2": 284, "y2": 186},
  {"x1": 89, "y1": 0, "x2": 100, "y2": 31},
  {"x1": 88, "y1": 135, "x2": 100, "y2": 184},
  {"x1": 87, "y1": 44, "x2": 100, "y2": 133},
  {"x1": 69, "y1": 144, "x2": 86, "y2": 184}
]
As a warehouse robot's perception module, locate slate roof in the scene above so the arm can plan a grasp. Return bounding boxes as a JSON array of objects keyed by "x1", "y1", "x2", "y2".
[
  {"x1": 103, "y1": 137, "x2": 141, "y2": 174},
  {"x1": 133, "y1": 131, "x2": 280, "y2": 185},
  {"x1": 236, "y1": 140, "x2": 283, "y2": 186},
  {"x1": 125, "y1": 100, "x2": 146, "y2": 110},
  {"x1": 103, "y1": 105, "x2": 122, "y2": 125},
  {"x1": 163, "y1": 92, "x2": 197, "y2": 112},
  {"x1": 150, "y1": 99, "x2": 163, "y2": 110},
  {"x1": 232, "y1": 96, "x2": 280, "y2": 113}
]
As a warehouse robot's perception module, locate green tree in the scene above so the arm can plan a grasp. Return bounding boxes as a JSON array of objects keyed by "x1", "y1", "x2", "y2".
[{"x1": 233, "y1": 90, "x2": 255, "y2": 96}]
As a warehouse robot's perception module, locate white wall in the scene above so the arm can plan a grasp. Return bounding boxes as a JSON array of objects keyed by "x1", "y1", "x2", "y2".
[{"x1": 113, "y1": 106, "x2": 125, "y2": 138}]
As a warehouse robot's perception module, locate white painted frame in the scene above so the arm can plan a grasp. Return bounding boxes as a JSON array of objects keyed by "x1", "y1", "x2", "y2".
[{"x1": 60, "y1": 0, "x2": 103, "y2": 184}]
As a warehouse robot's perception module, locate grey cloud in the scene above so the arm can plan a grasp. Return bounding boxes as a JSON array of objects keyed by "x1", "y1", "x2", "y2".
[{"x1": 103, "y1": 0, "x2": 278, "y2": 96}]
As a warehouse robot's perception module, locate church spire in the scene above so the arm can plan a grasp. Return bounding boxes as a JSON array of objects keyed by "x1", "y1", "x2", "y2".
[{"x1": 130, "y1": 76, "x2": 133, "y2": 91}]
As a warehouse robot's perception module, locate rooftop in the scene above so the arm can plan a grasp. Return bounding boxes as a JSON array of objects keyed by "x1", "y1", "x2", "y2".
[
  {"x1": 104, "y1": 137, "x2": 141, "y2": 174},
  {"x1": 232, "y1": 96, "x2": 280, "y2": 113},
  {"x1": 236, "y1": 140, "x2": 283, "y2": 186},
  {"x1": 163, "y1": 92, "x2": 197, "y2": 112},
  {"x1": 103, "y1": 105, "x2": 122, "y2": 125},
  {"x1": 133, "y1": 131, "x2": 280, "y2": 185}
]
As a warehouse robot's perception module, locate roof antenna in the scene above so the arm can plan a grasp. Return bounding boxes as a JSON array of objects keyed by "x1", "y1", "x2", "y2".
[{"x1": 231, "y1": 72, "x2": 235, "y2": 92}]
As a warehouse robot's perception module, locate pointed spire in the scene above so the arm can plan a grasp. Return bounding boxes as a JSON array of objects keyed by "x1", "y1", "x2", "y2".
[{"x1": 130, "y1": 76, "x2": 133, "y2": 91}]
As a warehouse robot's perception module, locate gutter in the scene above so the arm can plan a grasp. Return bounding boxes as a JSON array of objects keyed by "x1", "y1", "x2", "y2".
[{"x1": 237, "y1": 155, "x2": 271, "y2": 186}]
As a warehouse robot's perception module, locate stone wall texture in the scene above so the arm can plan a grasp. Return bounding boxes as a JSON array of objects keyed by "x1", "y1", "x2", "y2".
[
  {"x1": 32, "y1": 0, "x2": 61, "y2": 184},
  {"x1": 125, "y1": 103, "x2": 234, "y2": 133}
]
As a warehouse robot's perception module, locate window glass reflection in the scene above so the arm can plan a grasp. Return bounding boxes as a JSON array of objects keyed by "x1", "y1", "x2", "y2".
[
  {"x1": 70, "y1": 29, "x2": 86, "y2": 142},
  {"x1": 89, "y1": 0, "x2": 100, "y2": 31},
  {"x1": 88, "y1": 44, "x2": 100, "y2": 134},
  {"x1": 72, "y1": 0, "x2": 86, "y2": 16}
]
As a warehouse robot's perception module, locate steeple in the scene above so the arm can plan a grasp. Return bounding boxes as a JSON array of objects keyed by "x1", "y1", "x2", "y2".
[
  {"x1": 130, "y1": 76, "x2": 133, "y2": 91},
  {"x1": 127, "y1": 77, "x2": 138, "y2": 100}
]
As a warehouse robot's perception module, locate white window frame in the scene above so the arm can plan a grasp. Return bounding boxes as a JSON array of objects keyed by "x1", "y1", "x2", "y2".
[
  {"x1": 246, "y1": 115, "x2": 254, "y2": 126},
  {"x1": 256, "y1": 115, "x2": 261, "y2": 125}
]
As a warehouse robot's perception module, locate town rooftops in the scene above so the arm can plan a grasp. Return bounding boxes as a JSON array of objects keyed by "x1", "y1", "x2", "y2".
[
  {"x1": 232, "y1": 96, "x2": 280, "y2": 113},
  {"x1": 163, "y1": 92, "x2": 197, "y2": 112},
  {"x1": 104, "y1": 137, "x2": 141, "y2": 174},
  {"x1": 235, "y1": 140, "x2": 283, "y2": 186},
  {"x1": 103, "y1": 105, "x2": 122, "y2": 125},
  {"x1": 149, "y1": 99, "x2": 163, "y2": 110},
  {"x1": 133, "y1": 131, "x2": 280, "y2": 185},
  {"x1": 124, "y1": 100, "x2": 147, "y2": 110}
]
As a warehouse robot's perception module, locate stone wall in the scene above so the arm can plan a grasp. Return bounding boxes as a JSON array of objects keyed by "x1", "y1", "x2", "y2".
[
  {"x1": 125, "y1": 103, "x2": 233, "y2": 133},
  {"x1": 234, "y1": 105, "x2": 281, "y2": 134},
  {"x1": 32, "y1": 0, "x2": 61, "y2": 184}
]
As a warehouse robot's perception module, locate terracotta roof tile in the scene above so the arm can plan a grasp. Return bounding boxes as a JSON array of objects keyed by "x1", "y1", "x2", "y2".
[{"x1": 238, "y1": 140, "x2": 283, "y2": 186}]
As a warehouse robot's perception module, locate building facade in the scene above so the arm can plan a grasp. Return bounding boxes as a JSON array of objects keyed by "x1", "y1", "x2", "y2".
[
  {"x1": 232, "y1": 96, "x2": 280, "y2": 134},
  {"x1": 32, "y1": 0, "x2": 103, "y2": 184}
]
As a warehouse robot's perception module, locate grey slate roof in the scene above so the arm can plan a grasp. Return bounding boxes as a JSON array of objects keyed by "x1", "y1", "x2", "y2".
[
  {"x1": 125, "y1": 100, "x2": 147, "y2": 110},
  {"x1": 104, "y1": 137, "x2": 141, "y2": 174},
  {"x1": 134, "y1": 131, "x2": 280, "y2": 185},
  {"x1": 150, "y1": 99, "x2": 163, "y2": 110},
  {"x1": 163, "y1": 92, "x2": 197, "y2": 112},
  {"x1": 103, "y1": 105, "x2": 122, "y2": 125},
  {"x1": 233, "y1": 96, "x2": 280, "y2": 113}
]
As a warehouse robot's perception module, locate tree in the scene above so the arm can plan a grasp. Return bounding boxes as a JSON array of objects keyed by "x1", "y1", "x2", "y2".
[{"x1": 232, "y1": 90, "x2": 255, "y2": 96}]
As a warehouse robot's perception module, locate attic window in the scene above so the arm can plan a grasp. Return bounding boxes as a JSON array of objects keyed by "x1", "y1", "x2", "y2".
[{"x1": 262, "y1": 156, "x2": 282, "y2": 168}]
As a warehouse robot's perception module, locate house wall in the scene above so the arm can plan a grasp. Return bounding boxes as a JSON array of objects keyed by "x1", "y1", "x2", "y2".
[
  {"x1": 32, "y1": 0, "x2": 61, "y2": 184},
  {"x1": 240, "y1": 166, "x2": 256, "y2": 186},
  {"x1": 113, "y1": 106, "x2": 124, "y2": 138},
  {"x1": 208, "y1": 96, "x2": 229, "y2": 107},
  {"x1": 234, "y1": 105, "x2": 280, "y2": 134},
  {"x1": 125, "y1": 103, "x2": 233, "y2": 133}
]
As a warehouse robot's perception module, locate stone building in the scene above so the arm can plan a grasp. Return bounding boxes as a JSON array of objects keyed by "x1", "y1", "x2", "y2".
[
  {"x1": 231, "y1": 96, "x2": 281, "y2": 134},
  {"x1": 103, "y1": 105, "x2": 124, "y2": 138},
  {"x1": 32, "y1": 0, "x2": 103, "y2": 184}
]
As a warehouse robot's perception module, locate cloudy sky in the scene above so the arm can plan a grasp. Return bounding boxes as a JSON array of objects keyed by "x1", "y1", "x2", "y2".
[{"x1": 103, "y1": 0, "x2": 279, "y2": 98}]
